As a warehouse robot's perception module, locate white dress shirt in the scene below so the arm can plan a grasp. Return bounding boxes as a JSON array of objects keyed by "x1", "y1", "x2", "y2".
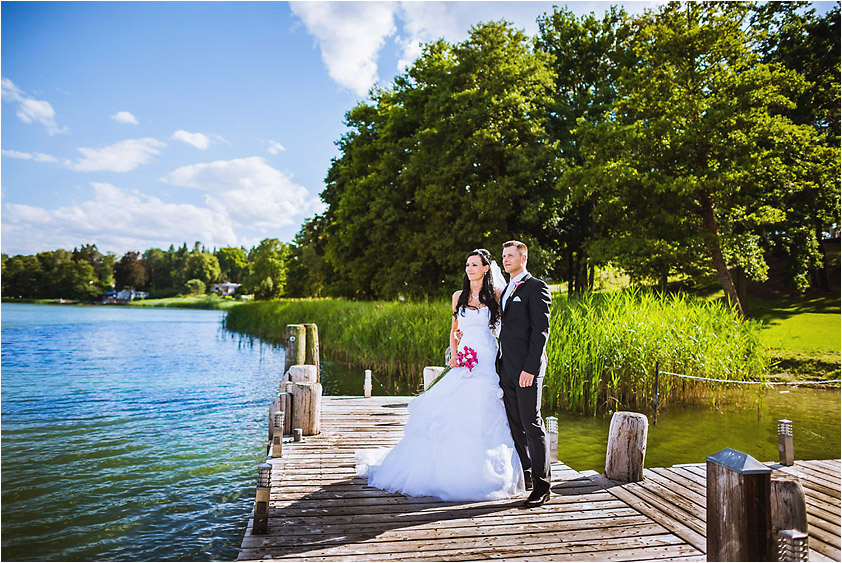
[{"x1": 502, "y1": 270, "x2": 528, "y2": 311}]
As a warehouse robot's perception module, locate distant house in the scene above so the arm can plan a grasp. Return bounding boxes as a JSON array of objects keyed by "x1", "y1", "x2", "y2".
[
  {"x1": 110, "y1": 289, "x2": 148, "y2": 303},
  {"x1": 210, "y1": 282, "x2": 241, "y2": 296}
]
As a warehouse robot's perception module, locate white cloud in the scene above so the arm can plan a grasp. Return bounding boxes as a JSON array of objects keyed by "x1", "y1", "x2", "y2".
[
  {"x1": 111, "y1": 111, "x2": 139, "y2": 124},
  {"x1": 2, "y1": 149, "x2": 58, "y2": 163},
  {"x1": 172, "y1": 130, "x2": 213, "y2": 150},
  {"x1": 161, "y1": 156, "x2": 320, "y2": 230},
  {"x1": 290, "y1": 2, "x2": 397, "y2": 96},
  {"x1": 1, "y1": 77, "x2": 68, "y2": 135},
  {"x1": 2, "y1": 182, "x2": 238, "y2": 255},
  {"x1": 267, "y1": 140, "x2": 286, "y2": 155},
  {"x1": 66, "y1": 138, "x2": 165, "y2": 172}
]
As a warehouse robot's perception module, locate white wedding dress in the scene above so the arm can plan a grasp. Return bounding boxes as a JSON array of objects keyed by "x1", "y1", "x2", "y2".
[{"x1": 356, "y1": 306, "x2": 525, "y2": 501}]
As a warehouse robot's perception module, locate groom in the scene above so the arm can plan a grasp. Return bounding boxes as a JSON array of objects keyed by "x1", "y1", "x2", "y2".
[{"x1": 497, "y1": 240, "x2": 553, "y2": 508}]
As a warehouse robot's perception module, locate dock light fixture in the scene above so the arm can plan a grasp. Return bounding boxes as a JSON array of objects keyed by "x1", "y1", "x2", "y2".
[
  {"x1": 777, "y1": 529, "x2": 808, "y2": 562},
  {"x1": 293, "y1": 428, "x2": 303, "y2": 442},
  {"x1": 778, "y1": 419, "x2": 794, "y2": 466},
  {"x1": 253, "y1": 462, "x2": 272, "y2": 535},
  {"x1": 546, "y1": 416, "x2": 559, "y2": 463},
  {"x1": 272, "y1": 411, "x2": 284, "y2": 458}
]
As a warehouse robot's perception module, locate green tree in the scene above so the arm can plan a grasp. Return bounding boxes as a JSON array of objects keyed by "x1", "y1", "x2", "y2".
[
  {"x1": 185, "y1": 252, "x2": 221, "y2": 285},
  {"x1": 215, "y1": 247, "x2": 249, "y2": 283},
  {"x1": 304, "y1": 20, "x2": 558, "y2": 298},
  {"x1": 536, "y1": 6, "x2": 631, "y2": 291},
  {"x1": 2, "y1": 255, "x2": 44, "y2": 298},
  {"x1": 751, "y1": 2, "x2": 840, "y2": 290},
  {"x1": 245, "y1": 238, "x2": 289, "y2": 300},
  {"x1": 114, "y1": 251, "x2": 149, "y2": 289},
  {"x1": 55, "y1": 260, "x2": 99, "y2": 301},
  {"x1": 572, "y1": 2, "x2": 836, "y2": 314}
]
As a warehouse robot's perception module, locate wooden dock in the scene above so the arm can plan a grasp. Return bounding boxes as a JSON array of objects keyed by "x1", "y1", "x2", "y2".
[{"x1": 238, "y1": 396, "x2": 841, "y2": 562}]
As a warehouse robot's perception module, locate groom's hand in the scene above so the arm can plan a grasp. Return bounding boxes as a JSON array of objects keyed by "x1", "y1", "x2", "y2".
[{"x1": 519, "y1": 370, "x2": 535, "y2": 387}]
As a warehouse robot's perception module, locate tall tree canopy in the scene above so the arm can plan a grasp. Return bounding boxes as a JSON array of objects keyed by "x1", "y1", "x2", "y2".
[
  {"x1": 566, "y1": 1, "x2": 839, "y2": 314},
  {"x1": 298, "y1": 21, "x2": 559, "y2": 299}
]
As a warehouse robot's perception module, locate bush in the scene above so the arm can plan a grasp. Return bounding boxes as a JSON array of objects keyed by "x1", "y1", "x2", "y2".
[{"x1": 183, "y1": 279, "x2": 206, "y2": 295}]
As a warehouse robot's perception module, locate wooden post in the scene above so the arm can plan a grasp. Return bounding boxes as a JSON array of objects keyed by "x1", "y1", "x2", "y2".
[
  {"x1": 605, "y1": 411, "x2": 648, "y2": 482},
  {"x1": 771, "y1": 478, "x2": 808, "y2": 536},
  {"x1": 364, "y1": 369, "x2": 372, "y2": 398},
  {"x1": 252, "y1": 462, "x2": 271, "y2": 535},
  {"x1": 271, "y1": 411, "x2": 284, "y2": 458},
  {"x1": 546, "y1": 416, "x2": 559, "y2": 463},
  {"x1": 423, "y1": 366, "x2": 444, "y2": 390},
  {"x1": 778, "y1": 419, "x2": 794, "y2": 466},
  {"x1": 304, "y1": 323, "x2": 320, "y2": 380},
  {"x1": 282, "y1": 382, "x2": 293, "y2": 435},
  {"x1": 292, "y1": 381, "x2": 322, "y2": 435},
  {"x1": 706, "y1": 448, "x2": 774, "y2": 561},
  {"x1": 268, "y1": 395, "x2": 281, "y2": 441},
  {"x1": 288, "y1": 364, "x2": 317, "y2": 384},
  {"x1": 284, "y1": 324, "x2": 306, "y2": 373}
]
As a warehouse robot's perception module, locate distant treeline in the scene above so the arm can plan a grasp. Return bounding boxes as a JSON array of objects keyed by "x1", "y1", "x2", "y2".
[
  {"x1": 283, "y1": 2, "x2": 840, "y2": 317},
  {"x1": 1, "y1": 239, "x2": 289, "y2": 301}
]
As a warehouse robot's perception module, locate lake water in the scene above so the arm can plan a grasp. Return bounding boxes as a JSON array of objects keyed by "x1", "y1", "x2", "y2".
[
  {"x1": 2, "y1": 304, "x2": 839, "y2": 561},
  {"x1": 1, "y1": 304, "x2": 283, "y2": 561}
]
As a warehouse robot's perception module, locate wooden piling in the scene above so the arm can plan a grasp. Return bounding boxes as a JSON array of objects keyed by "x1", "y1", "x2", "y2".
[
  {"x1": 771, "y1": 478, "x2": 808, "y2": 536},
  {"x1": 364, "y1": 369, "x2": 372, "y2": 398},
  {"x1": 292, "y1": 381, "x2": 322, "y2": 435},
  {"x1": 284, "y1": 324, "x2": 306, "y2": 373},
  {"x1": 605, "y1": 411, "x2": 648, "y2": 482},
  {"x1": 423, "y1": 366, "x2": 444, "y2": 390},
  {"x1": 706, "y1": 448, "x2": 774, "y2": 561},
  {"x1": 304, "y1": 323, "x2": 319, "y2": 380},
  {"x1": 288, "y1": 364, "x2": 317, "y2": 384}
]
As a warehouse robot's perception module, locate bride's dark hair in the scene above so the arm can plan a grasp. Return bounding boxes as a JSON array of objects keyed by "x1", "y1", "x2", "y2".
[{"x1": 454, "y1": 248, "x2": 501, "y2": 330}]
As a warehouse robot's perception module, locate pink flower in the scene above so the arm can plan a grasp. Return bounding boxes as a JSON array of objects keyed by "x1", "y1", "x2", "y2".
[{"x1": 457, "y1": 346, "x2": 478, "y2": 371}]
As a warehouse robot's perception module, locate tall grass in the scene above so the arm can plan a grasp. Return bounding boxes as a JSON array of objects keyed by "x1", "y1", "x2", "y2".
[
  {"x1": 223, "y1": 298, "x2": 451, "y2": 390},
  {"x1": 545, "y1": 289, "x2": 768, "y2": 414},
  {"x1": 223, "y1": 291, "x2": 768, "y2": 412}
]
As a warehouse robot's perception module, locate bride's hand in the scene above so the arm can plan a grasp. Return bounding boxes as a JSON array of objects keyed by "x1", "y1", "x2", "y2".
[{"x1": 448, "y1": 356, "x2": 460, "y2": 368}]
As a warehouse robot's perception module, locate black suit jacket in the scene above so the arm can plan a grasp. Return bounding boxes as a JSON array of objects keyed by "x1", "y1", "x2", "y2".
[{"x1": 497, "y1": 274, "x2": 552, "y2": 379}]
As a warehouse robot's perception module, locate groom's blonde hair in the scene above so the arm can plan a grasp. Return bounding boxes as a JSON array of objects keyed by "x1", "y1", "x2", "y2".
[{"x1": 503, "y1": 240, "x2": 528, "y2": 256}]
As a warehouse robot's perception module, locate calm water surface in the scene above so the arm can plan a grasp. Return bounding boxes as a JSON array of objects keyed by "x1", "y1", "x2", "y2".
[{"x1": 1, "y1": 304, "x2": 283, "y2": 561}]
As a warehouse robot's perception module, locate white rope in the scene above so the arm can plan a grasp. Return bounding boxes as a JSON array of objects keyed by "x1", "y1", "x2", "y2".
[{"x1": 658, "y1": 371, "x2": 841, "y2": 386}]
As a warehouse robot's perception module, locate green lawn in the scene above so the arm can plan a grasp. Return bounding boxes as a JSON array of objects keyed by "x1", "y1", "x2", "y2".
[
  {"x1": 743, "y1": 294, "x2": 840, "y2": 381},
  {"x1": 128, "y1": 295, "x2": 244, "y2": 310},
  {"x1": 746, "y1": 295, "x2": 840, "y2": 354}
]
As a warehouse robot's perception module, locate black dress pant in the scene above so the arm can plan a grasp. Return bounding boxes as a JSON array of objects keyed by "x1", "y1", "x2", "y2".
[{"x1": 499, "y1": 373, "x2": 551, "y2": 493}]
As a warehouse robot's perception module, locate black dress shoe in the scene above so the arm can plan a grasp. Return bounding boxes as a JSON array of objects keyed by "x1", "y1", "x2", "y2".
[
  {"x1": 522, "y1": 488, "x2": 550, "y2": 508},
  {"x1": 524, "y1": 473, "x2": 533, "y2": 491}
]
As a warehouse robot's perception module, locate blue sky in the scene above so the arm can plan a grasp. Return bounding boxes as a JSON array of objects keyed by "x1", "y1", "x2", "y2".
[{"x1": 2, "y1": 1, "x2": 835, "y2": 257}]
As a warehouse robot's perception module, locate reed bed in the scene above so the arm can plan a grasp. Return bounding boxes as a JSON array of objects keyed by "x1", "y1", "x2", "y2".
[
  {"x1": 223, "y1": 290, "x2": 768, "y2": 413},
  {"x1": 222, "y1": 298, "x2": 451, "y2": 389},
  {"x1": 545, "y1": 289, "x2": 768, "y2": 414}
]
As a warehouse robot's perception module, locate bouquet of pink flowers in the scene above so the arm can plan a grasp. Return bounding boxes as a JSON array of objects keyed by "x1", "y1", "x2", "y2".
[{"x1": 457, "y1": 346, "x2": 478, "y2": 371}]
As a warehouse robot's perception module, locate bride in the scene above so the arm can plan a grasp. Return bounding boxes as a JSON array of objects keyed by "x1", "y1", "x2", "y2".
[{"x1": 356, "y1": 249, "x2": 525, "y2": 501}]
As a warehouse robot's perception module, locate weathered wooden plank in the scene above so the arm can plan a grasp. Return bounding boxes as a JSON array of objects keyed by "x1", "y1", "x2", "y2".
[
  {"x1": 642, "y1": 469, "x2": 706, "y2": 508},
  {"x1": 585, "y1": 473, "x2": 707, "y2": 553},
  {"x1": 648, "y1": 467, "x2": 706, "y2": 498},
  {"x1": 243, "y1": 513, "x2": 662, "y2": 550}
]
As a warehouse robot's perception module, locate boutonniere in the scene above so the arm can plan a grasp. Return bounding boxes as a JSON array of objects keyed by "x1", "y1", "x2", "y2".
[{"x1": 513, "y1": 280, "x2": 525, "y2": 292}]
